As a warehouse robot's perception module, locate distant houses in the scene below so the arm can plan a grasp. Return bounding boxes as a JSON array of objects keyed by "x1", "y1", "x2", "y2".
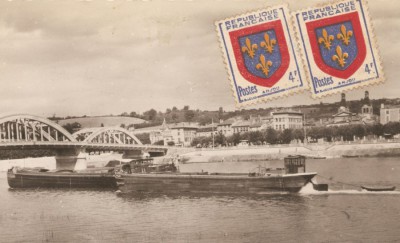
[
  {"x1": 131, "y1": 90, "x2": 399, "y2": 146},
  {"x1": 137, "y1": 110, "x2": 304, "y2": 147},
  {"x1": 309, "y1": 91, "x2": 379, "y2": 127}
]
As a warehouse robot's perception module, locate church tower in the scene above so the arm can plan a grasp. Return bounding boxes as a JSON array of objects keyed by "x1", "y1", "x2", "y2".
[{"x1": 340, "y1": 93, "x2": 346, "y2": 107}]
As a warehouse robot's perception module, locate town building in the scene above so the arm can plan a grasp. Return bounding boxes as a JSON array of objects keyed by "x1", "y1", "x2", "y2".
[
  {"x1": 272, "y1": 111, "x2": 303, "y2": 130},
  {"x1": 380, "y1": 104, "x2": 400, "y2": 125},
  {"x1": 169, "y1": 123, "x2": 198, "y2": 146},
  {"x1": 146, "y1": 120, "x2": 198, "y2": 146},
  {"x1": 196, "y1": 124, "x2": 218, "y2": 137},
  {"x1": 216, "y1": 119, "x2": 234, "y2": 136},
  {"x1": 327, "y1": 106, "x2": 362, "y2": 127},
  {"x1": 231, "y1": 120, "x2": 251, "y2": 133}
]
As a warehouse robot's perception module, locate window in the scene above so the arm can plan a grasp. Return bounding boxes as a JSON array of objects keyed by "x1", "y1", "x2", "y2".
[{"x1": 386, "y1": 110, "x2": 390, "y2": 115}]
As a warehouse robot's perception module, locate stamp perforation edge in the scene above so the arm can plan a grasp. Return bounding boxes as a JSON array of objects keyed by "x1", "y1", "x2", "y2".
[
  {"x1": 215, "y1": 4, "x2": 308, "y2": 108},
  {"x1": 292, "y1": 0, "x2": 385, "y2": 99}
]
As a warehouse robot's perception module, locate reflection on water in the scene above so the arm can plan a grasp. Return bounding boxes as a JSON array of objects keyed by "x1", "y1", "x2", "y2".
[{"x1": 1, "y1": 157, "x2": 400, "y2": 242}]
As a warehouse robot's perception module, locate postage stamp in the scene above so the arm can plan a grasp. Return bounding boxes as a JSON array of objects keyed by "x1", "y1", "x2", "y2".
[
  {"x1": 216, "y1": 5, "x2": 307, "y2": 107},
  {"x1": 294, "y1": 0, "x2": 384, "y2": 98}
]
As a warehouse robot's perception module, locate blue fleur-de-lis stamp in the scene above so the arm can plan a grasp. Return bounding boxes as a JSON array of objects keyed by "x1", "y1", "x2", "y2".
[
  {"x1": 216, "y1": 5, "x2": 306, "y2": 107},
  {"x1": 294, "y1": 0, "x2": 384, "y2": 98}
]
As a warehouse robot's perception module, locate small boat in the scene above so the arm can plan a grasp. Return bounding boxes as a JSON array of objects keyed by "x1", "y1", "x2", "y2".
[
  {"x1": 116, "y1": 155, "x2": 318, "y2": 194},
  {"x1": 307, "y1": 156, "x2": 327, "y2": 160},
  {"x1": 361, "y1": 185, "x2": 396, "y2": 192},
  {"x1": 342, "y1": 155, "x2": 359, "y2": 158}
]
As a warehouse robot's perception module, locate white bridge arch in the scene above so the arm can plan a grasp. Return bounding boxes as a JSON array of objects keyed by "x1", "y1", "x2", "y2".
[
  {"x1": 73, "y1": 127, "x2": 142, "y2": 145},
  {"x1": 0, "y1": 113, "x2": 77, "y2": 142}
]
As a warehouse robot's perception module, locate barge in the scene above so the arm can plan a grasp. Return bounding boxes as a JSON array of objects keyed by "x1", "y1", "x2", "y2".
[
  {"x1": 7, "y1": 158, "x2": 154, "y2": 189},
  {"x1": 116, "y1": 155, "x2": 317, "y2": 194},
  {"x1": 7, "y1": 167, "x2": 117, "y2": 189}
]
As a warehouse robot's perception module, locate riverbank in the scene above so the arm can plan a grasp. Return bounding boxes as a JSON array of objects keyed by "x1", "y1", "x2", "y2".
[{"x1": 179, "y1": 141, "x2": 400, "y2": 163}]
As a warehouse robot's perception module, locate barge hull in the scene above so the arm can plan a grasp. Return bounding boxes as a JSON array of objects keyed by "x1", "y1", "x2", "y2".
[
  {"x1": 7, "y1": 171, "x2": 117, "y2": 189},
  {"x1": 116, "y1": 172, "x2": 316, "y2": 194}
]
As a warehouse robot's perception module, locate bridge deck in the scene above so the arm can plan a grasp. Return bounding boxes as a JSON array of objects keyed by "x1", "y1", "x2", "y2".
[{"x1": 0, "y1": 142, "x2": 168, "y2": 152}]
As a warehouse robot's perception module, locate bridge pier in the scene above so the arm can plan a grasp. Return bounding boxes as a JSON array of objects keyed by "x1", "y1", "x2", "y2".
[{"x1": 55, "y1": 148, "x2": 87, "y2": 171}]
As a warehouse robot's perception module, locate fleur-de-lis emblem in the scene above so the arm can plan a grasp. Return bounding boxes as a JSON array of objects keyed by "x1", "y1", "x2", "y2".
[
  {"x1": 318, "y1": 29, "x2": 334, "y2": 50},
  {"x1": 332, "y1": 45, "x2": 349, "y2": 68},
  {"x1": 256, "y1": 54, "x2": 273, "y2": 77},
  {"x1": 241, "y1": 38, "x2": 258, "y2": 58},
  {"x1": 260, "y1": 33, "x2": 276, "y2": 54},
  {"x1": 337, "y1": 24, "x2": 353, "y2": 45}
]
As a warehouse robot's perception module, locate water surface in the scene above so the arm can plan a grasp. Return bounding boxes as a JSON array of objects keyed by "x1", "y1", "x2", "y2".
[{"x1": 1, "y1": 157, "x2": 400, "y2": 242}]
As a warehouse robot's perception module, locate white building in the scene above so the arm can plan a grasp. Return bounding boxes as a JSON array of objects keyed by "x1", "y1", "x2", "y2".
[
  {"x1": 169, "y1": 123, "x2": 198, "y2": 146},
  {"x1": 217, "y1": 120, "x2": 234, "y2": 136},
  {"x1": 380, "y1": 104, "x2": 400, "y2": 125},
  {"x1": 272, "y1": 111, "x2": 303, "y2": 130},
  {"x1": 147, "y1": 121, "x2": 198, "y2": 146},
  {"x1": 196, "y1": 124, "x2": 218, "y2": 137}
]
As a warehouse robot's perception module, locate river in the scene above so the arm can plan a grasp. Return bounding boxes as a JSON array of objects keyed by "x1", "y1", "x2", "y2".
[{"x1": 1, "y1": 157, "x2": 400, "y2": 242}]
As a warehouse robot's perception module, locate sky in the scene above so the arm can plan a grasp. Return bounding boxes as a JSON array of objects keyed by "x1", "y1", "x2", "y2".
[{"x1": 0, "y1": 0, "x2": 399, "y2": 117}]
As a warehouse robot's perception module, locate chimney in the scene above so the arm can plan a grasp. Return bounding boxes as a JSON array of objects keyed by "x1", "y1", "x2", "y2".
[{"x1": 381, "y1": 103, "x2": 384, "y2": 109}]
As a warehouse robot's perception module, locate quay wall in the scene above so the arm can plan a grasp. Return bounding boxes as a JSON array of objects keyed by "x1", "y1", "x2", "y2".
[{"x1": 180, "y1": 142, "x2": 400, "y2": 162}]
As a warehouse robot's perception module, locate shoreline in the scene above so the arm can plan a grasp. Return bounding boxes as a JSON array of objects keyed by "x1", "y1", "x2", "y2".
[{"x1": 179, "y1": 141, "x2": 400, "y2": 163}]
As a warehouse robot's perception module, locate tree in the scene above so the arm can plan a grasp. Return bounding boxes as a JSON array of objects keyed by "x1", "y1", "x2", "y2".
[
  {"x1": 62, "y1": 122, "x2": 81, "y2": 134},
  {"x1": 153, "y1": 140, "x2": 164, "y2": 145},
  {"x1": 321, "y1": 127, "x2": 333, "y2": 142},
  {"x1": 130, "y1": 111, "x2": 139, "y2": 118},
  {"x1": 330, "y1": 126, "x2": 340, "y2": 141},
  {"x1": 135, "y1": 133, "x2": 151, "y2": 144},
  {"x1": 191, "y1": 136, "x2": 212, "y2": 147},
  {"x1": 214, "y1": 133, "x2": 226, "y2": 146},
  {"x1": 248, "y1": 131, "x2": 264, "y2": 145},
  {"x1": 227, "y1": 133, "x2": 241, "y2": 146},
  {"x1": 292, "y1": 129, "x2": 304, "y2": 143},
  {"x1": 143, "y1": 109, "x2": 157, "y2": 121},
  {"x1": 353, "y1": 124, "x2": 366, "y2": 139},
  {"x1": 280, "y1": 129, "x2": 292, "y2": 144},
  {"x1": 338, "y1": 126, "x2": 353, "y2": 141},
  {"x1": 184, "y1": 110, "x2": 195, "y2": 122},
  {"x1": 198, "y1": 115, "x2": 211, "y2": 126},
  {"x1": 183, "y1": 105, "x2": 189, "y2": 111},
  {"x1": 120, "y1": 123, "x2": 126, "y2": 129},
  {"x1": 370, "y1": 123, "x2": 383, "y2": 137},
  {"x1": 265, "y1": 128, "x2": 278, "y2": 144},
  {"x1": 383, "y1": 122, "x2": 400, "y2": 135},
  {"x1": 171, "y1": 113, "x2": 179, "y2": 123}
]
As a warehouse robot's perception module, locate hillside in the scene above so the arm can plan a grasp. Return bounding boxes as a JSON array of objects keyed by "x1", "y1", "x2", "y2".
[{"x1": 57, "y1": 116, "x2": 145, "y2": 128}]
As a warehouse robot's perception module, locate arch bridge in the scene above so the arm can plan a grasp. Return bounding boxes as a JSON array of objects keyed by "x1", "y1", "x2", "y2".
[
  {"x1": 0, "y1": 113, "x2": 167, "y2": 154},
  {"x1": 0, "y1": 113, "x2": 76, "y2": 143},
  {"x1": 73, "y1": 127, "x2": 143, "y2": 145}
]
